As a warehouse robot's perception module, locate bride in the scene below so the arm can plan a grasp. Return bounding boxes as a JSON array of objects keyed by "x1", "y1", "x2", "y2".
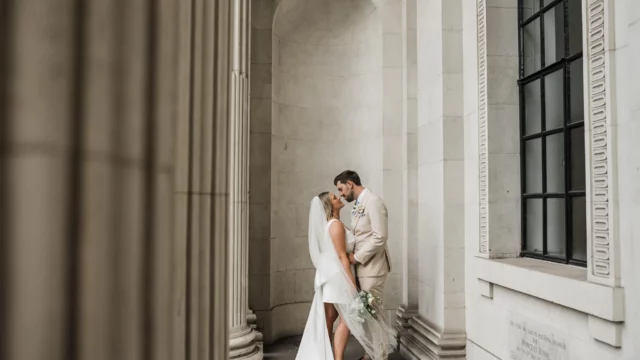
[{"x1": 295, "y1": 192, "x2": 396, "y2": 360}]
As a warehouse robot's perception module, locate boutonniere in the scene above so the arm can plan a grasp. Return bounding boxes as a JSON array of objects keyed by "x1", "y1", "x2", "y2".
[{"x1": 351, "y1": 203, "x2": 366, "y2": 218}]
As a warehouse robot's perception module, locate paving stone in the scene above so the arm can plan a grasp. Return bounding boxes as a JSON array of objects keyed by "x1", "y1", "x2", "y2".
[{"x1": 263, "y1": 335, "x2": 406, "y2": 360}]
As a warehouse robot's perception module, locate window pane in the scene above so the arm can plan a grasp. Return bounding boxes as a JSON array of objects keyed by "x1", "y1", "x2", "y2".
[
  {"x1": 568, "y1": 0, "x2": 583, "y2": 55},
  {"x1": 571, "y1": 196, "x2": 587, "y2": 262},
  {"x1": 544, "y1": 4, "x2": 566, "y2": 65},
  {"x1": 526, "y1": 199, "x2": 543, "y2": 253},
  {"x1": 570, "y1": 127, "x2": 586, "y2": 191},
  {"x1": 569, "y1": 59, "x2": 584, "y2": 124},
  {"x1": 526, "y1": 139, "x2": 543, "y2": 193},
  {"x1": 546, "y1": 133, "x2": 565, "y2": 193},
  {"x1": 524, "y1": 18, "x2": 542, "y2": 76},
  {"x1": 545, "y1": 69, "x2": 565, "y2": 130},
  {"x1": 547, "y1": 198, "x2": 566, "y2": 257},
  {"x1": 524, "y1": 80, "x2": 541, "y2": 135},
  {"x1": 523, "y1": 0, "x2": 541, "y2": 17}
]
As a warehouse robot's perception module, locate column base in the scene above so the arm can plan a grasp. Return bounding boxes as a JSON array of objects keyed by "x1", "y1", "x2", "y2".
[
  {"x1": 399, "y1": 315, "x2": 466, "y2": 360},
  {"x1": 230, "y1": 325, "x2": 263, "y2": 360},
  {"x1": 394, "y1": 305, "x2": 418, "y2": 351},
  {"x1": 247, "y1": 309, "x2": 264, "y2": 350}
]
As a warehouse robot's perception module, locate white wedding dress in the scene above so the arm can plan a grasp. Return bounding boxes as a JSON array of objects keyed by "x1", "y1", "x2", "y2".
[{"x1": 295, "y1": 197, "x2": 395, "y2": 360}]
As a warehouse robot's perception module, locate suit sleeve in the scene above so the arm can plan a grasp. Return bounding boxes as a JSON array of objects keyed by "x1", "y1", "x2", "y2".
[{"x1": 354, "y1": 198, "x2": 388, "y2": 265}]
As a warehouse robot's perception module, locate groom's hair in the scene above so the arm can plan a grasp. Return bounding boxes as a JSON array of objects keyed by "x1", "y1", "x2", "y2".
[{"x1": 333, "y1": 170, "x2": 362, "y2": 186}]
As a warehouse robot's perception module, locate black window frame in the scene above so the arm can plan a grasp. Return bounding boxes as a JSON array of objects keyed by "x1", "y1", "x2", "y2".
[{"x1": 517, "y1": 0, "x2": 587, "y2": 267}]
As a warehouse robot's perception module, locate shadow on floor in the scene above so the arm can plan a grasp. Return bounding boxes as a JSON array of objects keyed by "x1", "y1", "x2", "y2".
[{"x1": 263, "y1": 335, "x2": 406, "y2": 360}]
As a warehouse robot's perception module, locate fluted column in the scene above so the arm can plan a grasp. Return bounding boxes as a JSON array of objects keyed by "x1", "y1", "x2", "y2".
[
  {"x1": 228, "y1": 0, "x2": 261, "y2": 359},
  {"x1": 0, "y1": 0, "x2": 233, "y2": 359}
]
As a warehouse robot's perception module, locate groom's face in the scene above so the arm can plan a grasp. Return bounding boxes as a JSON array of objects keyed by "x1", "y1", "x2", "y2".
[{"x1": 336, "y1": 181, "x2": 355, "y2": 202}]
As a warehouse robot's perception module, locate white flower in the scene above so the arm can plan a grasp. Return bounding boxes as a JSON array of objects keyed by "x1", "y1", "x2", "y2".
[
  {"x1": 352, "y1": 203, "x2": 366, "y2": 218},
  {"x1": 368, "y1": 297, "x2": 375, "y2": 306}
]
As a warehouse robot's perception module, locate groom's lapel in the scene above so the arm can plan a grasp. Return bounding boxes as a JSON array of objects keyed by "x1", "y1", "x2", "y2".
[{"x1": 351, "y1": 205, "x2": 359, "y2": 229}]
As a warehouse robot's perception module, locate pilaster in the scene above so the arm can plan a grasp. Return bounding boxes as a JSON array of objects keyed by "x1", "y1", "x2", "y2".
[{"x1": 409, "y1": 0, "x2": 467, "y2": 357}]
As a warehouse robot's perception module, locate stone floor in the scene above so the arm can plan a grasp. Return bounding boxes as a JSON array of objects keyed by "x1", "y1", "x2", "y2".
[{"x1": 263, "y1": 335, "x2": 406, "y2": 360}]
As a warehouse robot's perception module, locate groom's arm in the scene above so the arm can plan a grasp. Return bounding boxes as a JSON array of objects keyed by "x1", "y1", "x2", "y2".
[{"x1": 354, "y1": 199, "x2": 388, "y2": 265}]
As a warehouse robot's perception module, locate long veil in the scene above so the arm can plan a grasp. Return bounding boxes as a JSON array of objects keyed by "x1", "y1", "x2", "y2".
[{"x1": 297, "y1": 196, "x2": 396, "y2": 360}]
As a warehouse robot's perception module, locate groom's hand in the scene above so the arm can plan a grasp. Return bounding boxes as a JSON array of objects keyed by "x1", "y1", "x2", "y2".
[{"x1": 348, "y1": 253, "x2": 357, "y2": 265}]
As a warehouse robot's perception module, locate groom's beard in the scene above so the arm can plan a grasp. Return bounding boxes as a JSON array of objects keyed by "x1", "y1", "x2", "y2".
[{"x1": 345, "y1": 192, "x2": 355, "y2": 202}]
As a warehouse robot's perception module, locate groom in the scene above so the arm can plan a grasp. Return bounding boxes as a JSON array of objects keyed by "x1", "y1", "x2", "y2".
[{"x1": 334, "y1": 170, "x2": 391, "y2": 360}]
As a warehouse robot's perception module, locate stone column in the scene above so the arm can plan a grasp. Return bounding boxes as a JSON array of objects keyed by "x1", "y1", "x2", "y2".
[
  {"x1": 396, "y1": 0, "x2": 420, "y2": 341},
  {"x1": 400, "y1": 0, "x2": 466, "y2": 358},
  {"x1": 0, "y1": 0, "x2": 233, "y2": 359},
  {"x1": 228, "y1": 0, "x2": 261, "y2": 359}
]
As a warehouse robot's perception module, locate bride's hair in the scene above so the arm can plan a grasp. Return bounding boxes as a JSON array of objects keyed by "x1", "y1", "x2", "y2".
[{"x1": 317, "y1": 192, "x2": 333, "y2": 220}]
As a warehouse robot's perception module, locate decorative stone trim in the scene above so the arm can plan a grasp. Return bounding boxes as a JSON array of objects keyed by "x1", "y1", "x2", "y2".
[
  {"x1": 247, "y1": 309, "x2": 264, "y2": 350},
  {"x1": 476, "y1": 257, "x2": 625, "y2": 347},
  {"x1": 477, "y1": 0, "x2": 489, "y2": 256},
  {"x1": 475, "y1": 257, "x2": 624, "y2": 322},
  {"x1": 584, "y1": 0, "x2": 619, "y2": 287}
]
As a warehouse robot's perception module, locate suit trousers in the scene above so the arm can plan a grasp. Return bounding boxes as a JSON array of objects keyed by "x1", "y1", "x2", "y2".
[{"x1": 357, "y1": 274, "x2": 389, "y2": 359}]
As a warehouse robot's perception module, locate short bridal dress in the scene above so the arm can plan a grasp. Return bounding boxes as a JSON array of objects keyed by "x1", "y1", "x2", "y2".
[{"x1": 314, "y1": 218, "x2": 354, "y2": 305}]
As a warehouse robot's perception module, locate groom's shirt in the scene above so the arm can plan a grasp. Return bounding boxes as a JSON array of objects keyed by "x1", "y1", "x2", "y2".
[{"x1": 356, "y1": 188, "x2": 369, "y2": 206}]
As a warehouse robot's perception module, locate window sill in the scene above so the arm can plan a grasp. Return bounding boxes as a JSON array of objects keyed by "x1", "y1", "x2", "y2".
[{"x1": 474, "y1": 257, "x2": 624, "y2": 322}]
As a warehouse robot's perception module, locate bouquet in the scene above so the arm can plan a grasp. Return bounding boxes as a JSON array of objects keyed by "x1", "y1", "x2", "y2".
[{"x1": 349, "y1": 290, "x2": 381, "y2": 323}]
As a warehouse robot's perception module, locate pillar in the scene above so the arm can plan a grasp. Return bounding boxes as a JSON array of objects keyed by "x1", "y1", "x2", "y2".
[
  {"x1": 0, "y1": 0, "x2": 233, "y2": 359},
  {"x1": 400, "y1": 0, "x2": 467, "y2": 358},
  {"x1": 228, "y1": 0, "x2": 262, "y2": 359},
  {"x1": 395, "y1": 0, "x2": 420, "y2": 342}
]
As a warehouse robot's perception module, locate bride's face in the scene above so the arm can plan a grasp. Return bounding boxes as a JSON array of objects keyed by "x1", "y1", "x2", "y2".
[{"x1": 330, "y1": 192, "x2": 344, "y2": 211}]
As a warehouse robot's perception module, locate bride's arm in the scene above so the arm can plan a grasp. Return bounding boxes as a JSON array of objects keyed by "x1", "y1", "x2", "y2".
[{"x1": 329, "y1": 222, "x2": 357, "y2": 288}]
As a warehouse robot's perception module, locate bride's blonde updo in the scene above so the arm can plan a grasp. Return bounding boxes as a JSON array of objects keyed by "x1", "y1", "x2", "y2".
[{"x1": 317, "y1": 192, "x2": 333, "y2": 221}]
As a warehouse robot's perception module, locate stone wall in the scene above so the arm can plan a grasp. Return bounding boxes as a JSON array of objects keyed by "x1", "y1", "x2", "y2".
[{"x1": 270, "y1": 0, "x2": 384, "y2": 340}]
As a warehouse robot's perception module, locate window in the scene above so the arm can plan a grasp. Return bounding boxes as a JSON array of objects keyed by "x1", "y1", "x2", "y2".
[{"x1": 518, "y1": 0, "x2": 586, "y2": 266}]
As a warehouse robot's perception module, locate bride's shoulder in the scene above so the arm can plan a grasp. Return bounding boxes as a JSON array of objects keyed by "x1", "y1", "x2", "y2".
[{"x1": 328, "y1": 219, "x2": 345, "y2": 232}]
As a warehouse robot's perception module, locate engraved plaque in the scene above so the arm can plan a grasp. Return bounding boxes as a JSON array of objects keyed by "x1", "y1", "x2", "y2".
[{"x1": 507, "y1": 312, "x2": 570, "y2": 360}]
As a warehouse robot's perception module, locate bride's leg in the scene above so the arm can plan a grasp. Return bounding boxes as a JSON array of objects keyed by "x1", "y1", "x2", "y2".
[
  {"x1": 324, "y1": 303, "x2": 338, "y2": 344},
  {"x1": 333, "y1": 318, "x2": 350, "y2": 360}
]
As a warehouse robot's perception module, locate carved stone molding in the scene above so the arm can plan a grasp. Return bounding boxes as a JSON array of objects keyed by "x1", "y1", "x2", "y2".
[
  {"x1": 585, "y1": 0, "x2": 619, "y2": 287},
  {"x1": 399, "y1": 316, "x2": 466, "y2": 360},
  {"x1": 394, "y1": 305, "x2": 418, "y2": 350},
  {"x1": 477, "y1": 0, "x2": 489, "y2": 256}
]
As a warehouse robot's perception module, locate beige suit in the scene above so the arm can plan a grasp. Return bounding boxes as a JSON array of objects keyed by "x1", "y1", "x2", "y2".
[
  {"x1": 351, "y1": 189, "x2": 391, "y2": 359},
  {"x1": 351, "y1": 190, "x2": 391, "y2": 278}
]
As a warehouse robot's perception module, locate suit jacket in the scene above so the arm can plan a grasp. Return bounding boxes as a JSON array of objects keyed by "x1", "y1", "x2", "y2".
[{"x1": 351, "y1": 190, "x2": 391, "y2": 277}]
